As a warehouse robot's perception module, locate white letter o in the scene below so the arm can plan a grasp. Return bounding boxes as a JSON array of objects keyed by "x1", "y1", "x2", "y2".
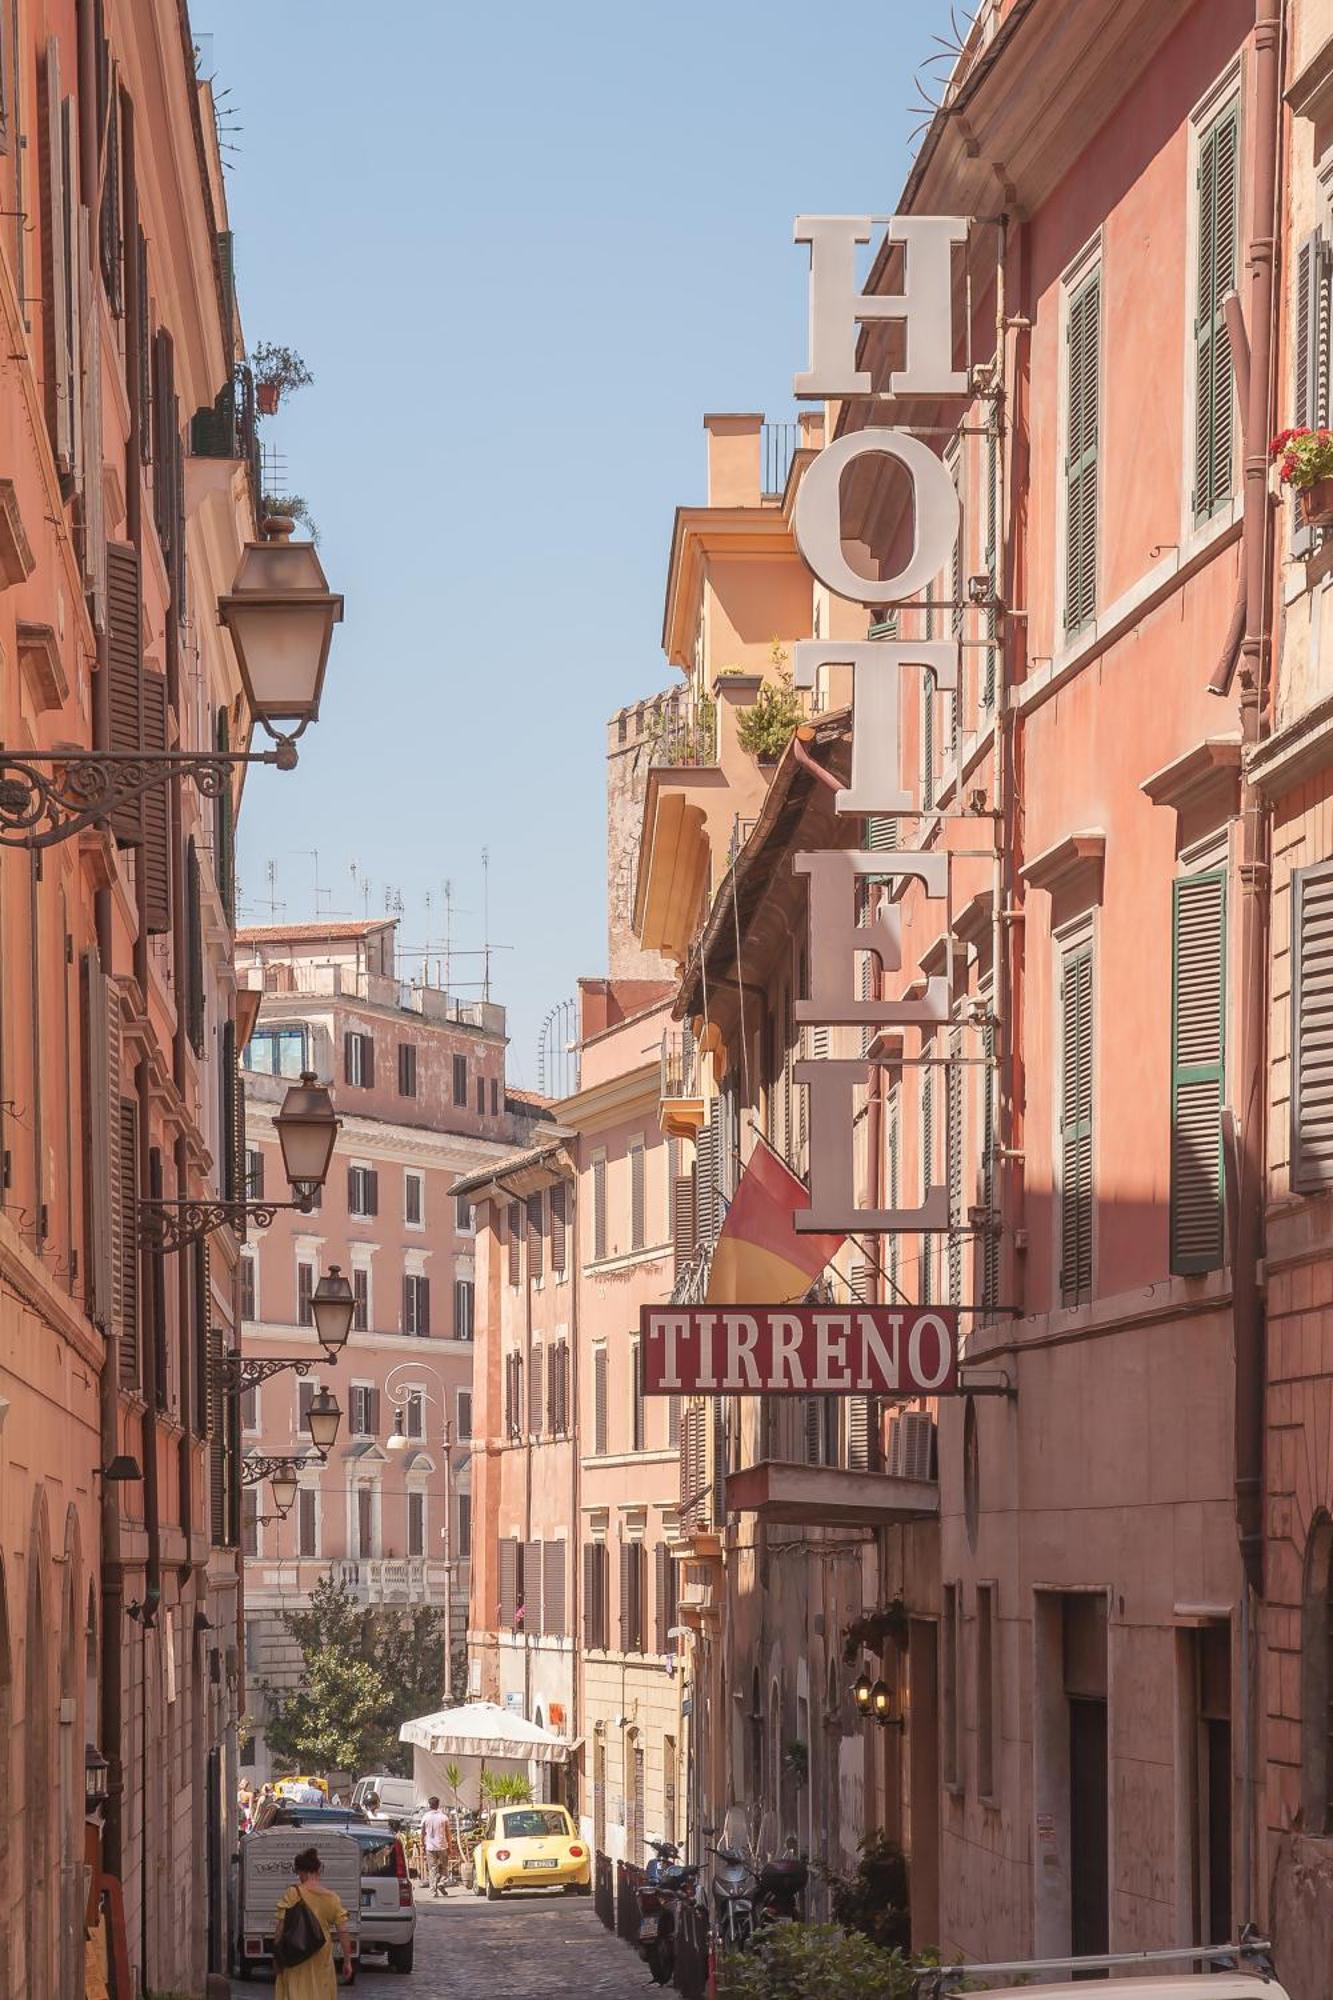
[{"x1": 793, "y1": 427, "x2": 961, "y2": 606}]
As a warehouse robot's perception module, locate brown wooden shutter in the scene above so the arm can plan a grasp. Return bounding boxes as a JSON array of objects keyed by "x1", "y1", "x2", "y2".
[
  {"x1": 344, "y1": 1032, "x2": 356, "y2": 1085},
  {"x1": 417, "y1": 1277, "x2": 430, "y2": 1336},
  {"x1": 672, "y1": 1170, "x2": 696, "y2": 1278},
  {"x1": 207, "y1": 1320, "x2": 225, "y2": 1543},
  {"x1": 40, "y1": 39, "x2": 74, "y2": 471},
  {"x1": 364, "y1": 1034, "x2": 376, "y2": 1089},
  {"x1": 594, "y1": 1346, "x2": 608, "y2": 1455},
  {"x1": 366, "y1": 1168, "x2": 379, "y2": 1217},
  {"x1": 81, "y1": 955, "x2": 118, "y2": 1333},
  {"x1": 630, "y1": 1142, "x2": 646, "y2": 1250},
  {"x1": 116, "y1": 1097, "x2": 140, "y2": 1390},
  {"x1": 507, "y1": 1203, "x2": 521, "y2": 1286},
  {"x1": 185, "y1": 839, "x2": 205, "y2": 1055},
  {"x1": 542, "y1": 1541, "x2": 565, "y2": 1639},
  {"x1": 583, "y1": 1543, "x2": 600, "y2": 1650},
  {"x1": 106, "y1": 544, "x2": 144, "y2": 842},
  {"x1": 619, "y1": 1541, "x2": 632, "y2": 1652},
  {"x1": 498, "y1": 1537, "x2": 517, "y2": 1629},
  {"x1": 141, "y1": 672, "x2": 171, "y2": 933},
  {"x1": 530, "y1": 1343, "x2": 543, "y2": 1434},
  {"x1": 593, "y1": 1154, "x2": 607, "y2": 1259},
  {"x1": 527, "y1": 1192, "x2": 544, "y2": 1280},
  {"x1": 655, "y1": 1542, "x2": 670, "y2": 1653},
  {"x1": 550, "y1": 1181, "x2": 567, "y2": 1274}
]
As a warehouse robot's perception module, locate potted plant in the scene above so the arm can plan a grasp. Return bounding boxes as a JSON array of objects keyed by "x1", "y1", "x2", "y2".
[
  {"x1": 260, "y1": 494, "x2": 319, "y2": 543},
  {"x1": 1271, "y1": 425, "x2": 1333, "y2": 525},
  {"x1": 250, "y1": 341, "x2": 314, "y2": 416}
]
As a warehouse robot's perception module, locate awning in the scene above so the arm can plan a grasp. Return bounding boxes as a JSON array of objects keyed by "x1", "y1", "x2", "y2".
[{"x1": 398, "y1": 1700, "x2": 571, "y2": 1765}]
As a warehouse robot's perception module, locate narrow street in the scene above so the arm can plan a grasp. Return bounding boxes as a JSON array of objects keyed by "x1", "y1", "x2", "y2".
[{"x1": 230, "y1": 1892, "x2": 653, "y2": 1997}]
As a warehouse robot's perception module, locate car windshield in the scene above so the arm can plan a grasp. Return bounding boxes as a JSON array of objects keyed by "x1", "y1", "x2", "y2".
[{"x1": 501, "y1": 1809, "x2": 570, "y2": 1839}]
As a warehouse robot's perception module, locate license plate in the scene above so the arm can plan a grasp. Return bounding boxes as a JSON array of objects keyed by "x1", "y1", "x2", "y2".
[
  {"x1": 524, "y1": 1857, "x2": 559, "y2": 1869},
  {"x1": 638, "y1": 1917, "x2": 660, "y2": 1942}
]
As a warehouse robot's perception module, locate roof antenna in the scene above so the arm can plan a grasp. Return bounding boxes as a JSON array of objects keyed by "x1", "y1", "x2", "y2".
[{"x1": 481, "y1": 848, "x2": 491, "y2": 1002}]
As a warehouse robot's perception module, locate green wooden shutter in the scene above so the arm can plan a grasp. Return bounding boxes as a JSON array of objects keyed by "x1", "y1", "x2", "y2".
[
  {"x1": 1064, "y1": 269, "x2": 1101, "y2": 633},
  {"x1": 920, "y1": 1067, "x2": 935, "y2": 1304},
  {"x1": 1059, "y1": 945, "x2": 1095, "y2": 1305},
  {"x1": 983, "y1": 425, "x2": 999, "y2": 708},
  {"x1": 215, "y1": 710, "x2": 236, "y2": 923},
  {"x1": 1293, "y1": 231, "x2": 1333, "y2": 559},
  {"x1": 922, "y1": 672, "x2": 936, "y2": 810},
  {"x1": 981, "y1": 1017, "x2": 1000, "y2": 1315},
  {"x1": 1292, "y1": 863, "x2": 1333, "y2": 1192},
  {"x1": 947, "y1": 1030, "x2": 964, "y2": 1303},
  {"x1": 887, "y1": 1083, "x2": 901, "y2": 1294},
  {"x1": 1194, "y1": 104, "x2": 1239, "y2": 522},
  {"x1": 1171, "y1": 870, "x2": 1227, "y2": 1272}
]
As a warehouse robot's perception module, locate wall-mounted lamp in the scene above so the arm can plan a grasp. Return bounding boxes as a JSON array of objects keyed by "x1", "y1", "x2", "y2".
[{"x1": 97, "y1": 1455, "x2": 143, "y2": 1483}]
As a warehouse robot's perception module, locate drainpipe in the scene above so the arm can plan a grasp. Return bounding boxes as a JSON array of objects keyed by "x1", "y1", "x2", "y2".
[{"x1": 1225, "y1": 0, "x2": 1284, "y2": 1928}]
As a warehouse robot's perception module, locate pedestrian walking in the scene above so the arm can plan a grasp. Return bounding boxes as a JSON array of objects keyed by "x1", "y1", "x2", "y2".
[
  {"x1": 421, "y1": 1795, "x2": 450, "y2": 1896},
  {"x1": 272, "y1": 1846, "x2": 353, "y2": 1995}
]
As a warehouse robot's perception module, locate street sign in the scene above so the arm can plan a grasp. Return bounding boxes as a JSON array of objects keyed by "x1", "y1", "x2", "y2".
[{"x1": 640, "y1": 1304, "x2": 958, "y2": 1397}]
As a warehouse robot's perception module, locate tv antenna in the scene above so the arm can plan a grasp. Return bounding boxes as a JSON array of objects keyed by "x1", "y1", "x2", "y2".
[{"x1": 293, "y1": 849, "x2": 332, "y2": 917}]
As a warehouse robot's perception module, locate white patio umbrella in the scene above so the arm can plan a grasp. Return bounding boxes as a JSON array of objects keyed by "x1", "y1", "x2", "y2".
[{"x1": 398, "y1": 1700, "x2": 571, "y2": 1764}]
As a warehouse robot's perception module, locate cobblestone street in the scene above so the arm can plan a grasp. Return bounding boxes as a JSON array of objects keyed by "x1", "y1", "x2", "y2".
[{"x1": 231, "y1": 1890, "x2": 655, "y2": 1997}]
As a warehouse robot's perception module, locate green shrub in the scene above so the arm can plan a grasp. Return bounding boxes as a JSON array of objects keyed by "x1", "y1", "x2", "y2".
[
  {"x1": 820, "y1": 1830, "x2": 911, "y2": 1953},
  {"x1": 717, "y1": 1923, "x2": 916, "y2": 2000},
  {"x1": 736, "y1": 677, "x2": 803, "y2": 759}
]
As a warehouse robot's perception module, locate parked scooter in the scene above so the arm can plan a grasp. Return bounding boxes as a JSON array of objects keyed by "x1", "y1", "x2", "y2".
[
  {"x1": 752, "y1": 1838, "x2": 808, "y2": 1929},
  {"x1": 635, "y1": 1837, "x2": 701, "y2": 1986},
  {"x1": 710, "y1": 1842, "x2": 757, "y2": 1949}
]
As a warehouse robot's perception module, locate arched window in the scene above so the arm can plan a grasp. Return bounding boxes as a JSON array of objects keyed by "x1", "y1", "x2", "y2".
[{"x1": 1301, "y1": 1512, "x2": 1333, "y2": 1834}]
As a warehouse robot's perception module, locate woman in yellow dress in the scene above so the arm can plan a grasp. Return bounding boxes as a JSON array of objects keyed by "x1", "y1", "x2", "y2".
[{"x1": 272, "y1": 1846, "x2": 353, "y2": 1997}]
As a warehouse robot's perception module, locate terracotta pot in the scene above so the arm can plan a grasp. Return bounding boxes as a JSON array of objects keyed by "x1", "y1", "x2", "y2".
[
  {"x1": 1299, "y1": 476, "x2": 1333, "y2": 526},
  {"x1": 256, "y1": 381, "x2": 280, "y2": 415}
]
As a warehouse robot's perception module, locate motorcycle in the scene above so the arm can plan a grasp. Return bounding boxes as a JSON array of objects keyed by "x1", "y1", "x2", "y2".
[
  {"x1": 710, "y1": 1842, "x2": 757, "y2": 1950},
  {"x1": 635, "y1": 1837, "x2": 701, "y2": 1986},
  {"x1": 752, "y1": 1840, "x2": 808, "y2": 1929}
]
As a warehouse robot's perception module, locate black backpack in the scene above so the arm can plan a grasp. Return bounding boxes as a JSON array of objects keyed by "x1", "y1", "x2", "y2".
[{"x1": 273, "y1": 1889, "x2": 326, "y2": 1970}]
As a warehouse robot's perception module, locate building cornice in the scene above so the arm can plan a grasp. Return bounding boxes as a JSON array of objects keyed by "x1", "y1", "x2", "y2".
[
  {"x1": 246, "y1": 1097, "x2": 525, "y2": 1173},
  {"x1": 556, "y1": 1061, "x2": 659, "y2": 1133}
]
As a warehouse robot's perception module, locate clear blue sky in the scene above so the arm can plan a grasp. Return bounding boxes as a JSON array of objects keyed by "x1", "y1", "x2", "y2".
[{"x1": 207, "y1": 0, "x2": 944, "y2": 1086}]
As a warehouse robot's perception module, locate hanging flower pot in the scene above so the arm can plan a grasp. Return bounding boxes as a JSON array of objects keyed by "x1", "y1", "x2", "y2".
[
  {"x1": 1300, "y1": 476, "x2": 1333, "y2": 527},
  {"x1": 256, "y1": 381, "x2": 280, "y2": 416}
]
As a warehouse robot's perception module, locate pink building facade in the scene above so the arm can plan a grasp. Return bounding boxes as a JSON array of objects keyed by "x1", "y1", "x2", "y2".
[{"x1": 235, "y1": 919, "x2": 546, "y2": 1780}]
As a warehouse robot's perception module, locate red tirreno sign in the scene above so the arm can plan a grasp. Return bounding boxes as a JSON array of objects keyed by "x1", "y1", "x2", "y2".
[{"x1": 639, "y1": 1305, "x2": 959, "y2": 1398}]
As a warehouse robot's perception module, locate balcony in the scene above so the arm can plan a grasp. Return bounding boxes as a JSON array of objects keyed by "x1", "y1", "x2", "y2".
[
  {"x1": 647, "y1": 694, "x2": 718, "y2": 772},
  {"x1": 334, "y1": 1557, "x2": 452, "y2": 1605},
  {"x1": 726, "y1": 1457, "x2": 938, "y2": 1529},
  {"x1": 659, "y1": 1027, "x2": 704, "y2": 1140}
]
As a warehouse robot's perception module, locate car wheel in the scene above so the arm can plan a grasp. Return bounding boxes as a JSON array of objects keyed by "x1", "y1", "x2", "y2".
[
  {"x1": 387, "y1": 1943, "x2": 414, "y2": 1974},
  {"x1": 486, "y1": 1876, "x2": 502, "y2": 1901}
]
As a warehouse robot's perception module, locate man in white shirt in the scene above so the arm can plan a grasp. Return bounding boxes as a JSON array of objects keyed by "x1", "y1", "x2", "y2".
[{"x1": 421, "y1": 1796, "x2": 450, "y2": 1896}]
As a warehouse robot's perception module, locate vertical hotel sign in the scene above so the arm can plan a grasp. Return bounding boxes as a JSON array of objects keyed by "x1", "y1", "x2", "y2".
[{"x1": 789, "y1": 215, "x2": 973, "y2": 1237}]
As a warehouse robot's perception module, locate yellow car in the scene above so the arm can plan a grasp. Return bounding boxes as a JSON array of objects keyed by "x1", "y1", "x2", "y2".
[{"x1": 473, "y1": 1805, "x2": 592, "y2": 1898}]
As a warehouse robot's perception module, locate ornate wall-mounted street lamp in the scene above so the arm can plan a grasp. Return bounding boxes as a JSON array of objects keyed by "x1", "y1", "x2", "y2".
[
  {"x1": 140, "y1": 1072, "x2": 339, "y2": 1252},
  {"x1": 853, "y1": 1671, "x2": 904, "y2": 1730},
  {"x1": 240, "y1": 1455, "x2": 315, "y2": 1519},
  {"x1": 0, "y1": 521, "x2": 342, "y2": 849},
  {"x1": 304, "y1": 1383, "x2": 342, "y2": 1456}
]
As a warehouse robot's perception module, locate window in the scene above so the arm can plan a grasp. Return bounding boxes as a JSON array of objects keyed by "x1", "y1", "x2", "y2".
[
  {"x1": 1293, "y1": 862, "x2": 1333, "y2": 1191},
  {"x1": 456, "y1": 1493, "x2": 472, "y2": 1559},
  {"x1": 943, "y1": 1581, "x2": 960, "y2": 1789},
  {"x1": 352, "y1": 1266, "x2": 369, "y2": 1332},
  {"x1": 408, "y1": 1492, "x2": 425, "y2": 1558},
  {"x1": 499, "y1": 1537, "x2": 521, "y2": 1628},
  {"x1": 402, "y1": 1274, "x2": 431, "y2": 1336},
  {"x1": 1058, "y1": 939, "x2": 1095, "y2": 1307},
  {"x1": 245, "y1": 1024, "x2": 307, "y2": 1077},
  {"x1": 457, "y1": 1389, "x2": 473, "y2": 1442},
  {"x1": 1171, "y1": 869, "x2": 1227, "y2": 1272},
  {"x1": 548, "y1": 1341, "x2": 569, "y2": 1434},
  {"x1": 1193, "y1": 95, "x2": 1239, "y2": 522},
  {"x1": 404, "y1": 1389, "x2": 425, "y2": 1439},
  {"x1": 592, "y1": 1152, "x2": 608, "y2": 1261},
  {"x1": 543, "y1": 1541, "x2": 566, "y2": 1638},
  {"x1": 344, "y1": 1030, "x2": 375, "y2": 1089},
  {"x1": 530, "y1": 1344, "x2": 544, "y2": 1435},
  {"x1": 456, "y1": 1194, "x2": 474, "y2": 1234},
  {"x1": 298, "y1": 1380, "x2": 315, "y2": 1438},
  {"x1": 298, "y1": 1487, "x2": 318, "y2": 1559},
  {"x1": 453, "y1": 1278, "x2": 475, "y2": 1341},
  {"x1": 620, "y1": 1540, "x2": 647, "y2": 1653},
  {"x1": 631, "y1": 1337, "x2": 645, "y2": 1452},
  {"x1": 507, "y1": 1203, "x2": 521, "y2": 1286},
  {"x1": 593, "y1": 1345, "x2": 608, "y2": 1456},
  {"x1": 404, "y1": 1170, "x2": 424, "y2": 1227},
  {"x1": 240, "y1": 1383, "x2": 258, "y2": 1434},
  {"x1": 476, "y1": 1075, "x2": 485, "y2": 1115},
  {"x1": 356, "y1": 1484, "x2": 375, "y2": 1558},
  {"x1": 241, "y1": 1488, "x2": 259, "y2": 1557},
  {"x1": 504, "y1": 1352, "x2": 524, "y2": 1439},
  {"x1": 526, "y1": 1193, "x2": 545, "y2": 1281},
  {"x1": 629, "y1": 1140, "x2": 646, "y2": 1251},
  {"x1": 655, "y1": 1542, "x2": 678, "y2": 1654},
  {"x1": 452, "y1": 1053, "x2": 467, "y2": 1105},
  {"x1": 584, "y1": 1540, "x2": 610, "y2": 1649},
  {"x1": 977, "y1": 1582, "x2": 997, "y2": 1800},
  {"x1": 350, "y1": 1384, "x2": 379, "y2": 1437},
  {"x1": 550, "y1": 1182, "x2": 568, "y2": 1276},
  {"x1": 240, "y1": 1253, "x2": 257, "y2": 1324},
  {"x1": 245, "y1": 1146, "x2": 265, "y2": 1199},
  {"x1": 296, "y1": 1260, "x2": 314, "y2": 1328},
  {"x1": 490, "y1": 1077, "x2": 499, "y2": 1116},
  {"x1": 347, "y1": 1164, "x2": 379, "y2": 1218},
  {"x1": 1063, "y1": 260, "x2": 1101, "y2": 636},
  {"x1": 397, "y1": 1041, "x2": 417, "y2": 1097}
]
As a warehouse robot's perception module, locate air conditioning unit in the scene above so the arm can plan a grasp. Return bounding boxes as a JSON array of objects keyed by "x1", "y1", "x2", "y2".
[{"x1": 888, "y1": 1410, "x2": 937, "y2": 1483}]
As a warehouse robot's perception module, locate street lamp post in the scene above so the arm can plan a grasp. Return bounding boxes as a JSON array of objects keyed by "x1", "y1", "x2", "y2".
[
  {"x1": 0, "y1": 519, "x2": 342, "y2": 849},
  {"x1": 385, "y1": 1363, "x2": 460, "y2": 1702}
]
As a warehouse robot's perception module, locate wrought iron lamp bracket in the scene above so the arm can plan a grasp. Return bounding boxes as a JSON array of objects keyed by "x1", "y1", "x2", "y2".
[
  {"x1": 137, "y1": 1194, "x2": 316, "y2": 1254},
  {"x1": 0, "y1": 739, "x2": 301, "y2": 850},
  {"x1": 238, "y1": 1452, "x2": 318, "y2": 1488},
  {"x1": 215, "y1": 1351, "x2": 317, "y2": 1392}
]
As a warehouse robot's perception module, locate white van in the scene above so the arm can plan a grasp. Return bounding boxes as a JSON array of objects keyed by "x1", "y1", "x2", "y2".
[
  {"x1": 236, "y1": 1825, "x2": 361, "y2": 1982},
  {"x1": 351, "y1": 1774, "x2": 420, "y2": 1824},
  {"x1": 970, "y1": 1984, "x2": 1286, "y2": 1998}
]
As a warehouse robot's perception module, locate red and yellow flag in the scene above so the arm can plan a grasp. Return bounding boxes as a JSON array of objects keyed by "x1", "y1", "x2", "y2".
[{"x1": 706, "y1": 1135, "x2": 844, "y2": 1305}]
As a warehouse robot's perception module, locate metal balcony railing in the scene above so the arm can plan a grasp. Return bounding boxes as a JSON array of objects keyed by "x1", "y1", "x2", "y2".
[
  {"x1": 660, "y1": 1028, "x2": 698, "y2": 1102},
  {"x1": 647, "y1": 696, "x2": 717, "y2": 771}
]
